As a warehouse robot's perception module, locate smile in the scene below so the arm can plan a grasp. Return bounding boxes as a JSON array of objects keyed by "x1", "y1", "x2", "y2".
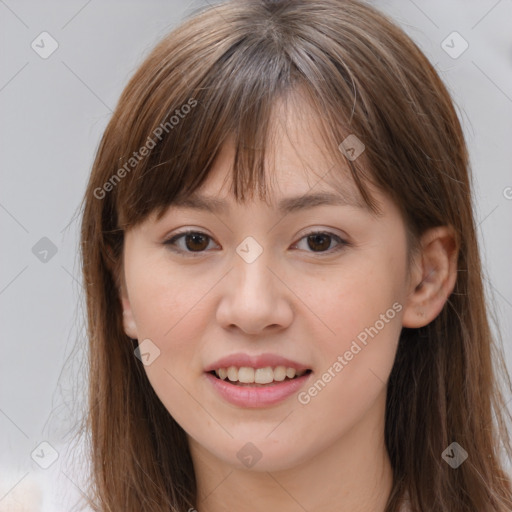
[
  {"x1": 212, "y1": 366, "x2": 310, "y2": 385},
  {"x1": 205, "y1": 368, "x2": 313, "y2": 408}
]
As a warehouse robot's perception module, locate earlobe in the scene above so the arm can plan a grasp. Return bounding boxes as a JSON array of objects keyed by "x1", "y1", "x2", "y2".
[
  {"x1": 120, "y1": 283, "x2": 139, "y2": 340},
  {"x1": 110, "y1": 248, "x2": 139, "y2": 340},
  {"x1": 402, "y1": 226, "x2": 458, "y2": 328}
]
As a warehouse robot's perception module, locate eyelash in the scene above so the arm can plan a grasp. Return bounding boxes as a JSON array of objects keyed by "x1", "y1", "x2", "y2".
[{"x1": 163, "y1": 229, "x2": 349, "y2": 257}]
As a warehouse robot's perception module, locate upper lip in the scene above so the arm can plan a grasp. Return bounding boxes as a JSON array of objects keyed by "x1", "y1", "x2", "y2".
[{"x1": 204, "y1": 353, "x2": 311, "y2": 373}]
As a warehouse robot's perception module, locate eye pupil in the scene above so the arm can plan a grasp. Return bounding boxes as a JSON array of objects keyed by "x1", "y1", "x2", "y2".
[
  {"x1": 185, "y1": 233, "x2": 209, "y2": 251},
  {"x1": 307, "y1": 233, "x2": 331, "y2": 252}
]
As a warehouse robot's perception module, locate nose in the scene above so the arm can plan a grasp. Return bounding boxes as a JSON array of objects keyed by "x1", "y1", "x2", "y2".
[{"x1": 216, "y1": 249, "x2": 294, "y2": 335}]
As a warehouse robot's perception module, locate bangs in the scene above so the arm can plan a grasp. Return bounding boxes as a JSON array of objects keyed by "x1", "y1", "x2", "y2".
[{"x1": 106, "y1": 8, "x2": 382, "y2": 231}]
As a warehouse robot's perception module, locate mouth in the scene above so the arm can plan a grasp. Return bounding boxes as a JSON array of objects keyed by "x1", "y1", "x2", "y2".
[
  {"x1": 208, "y1": 367, "x2": 313, "y2": 387},
  {"x1": 205, "y1": 366, "x2": 313, "y2": 408},
  {"x1": 204, "y1": 354, "x2": 314, "y2": 406}
]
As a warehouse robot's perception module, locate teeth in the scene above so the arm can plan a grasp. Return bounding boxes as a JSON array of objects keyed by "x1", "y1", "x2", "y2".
[
  {"x1": 286, "y1": 368, "x2": 296, "y2": 379},
  {"x1": 227, "y1": 366, "x2": 238, "y2": 382},
  {"x1": 273, "y1": 366, "x2": 287, "y2": 382},
  {"x1": 238, "y1": 367, "x2": 254, "y2": 383},
  {"x1": 254, "y1": 367, "x2": 274, "y2": 384},
  {"x1": 214, "y1": 366, "x2": 308, "y2": 384}
]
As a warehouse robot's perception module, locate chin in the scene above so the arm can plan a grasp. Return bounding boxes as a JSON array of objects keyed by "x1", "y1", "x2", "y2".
[{"x1": 208, "y1": 435, "x2": 315, "y2": 473}]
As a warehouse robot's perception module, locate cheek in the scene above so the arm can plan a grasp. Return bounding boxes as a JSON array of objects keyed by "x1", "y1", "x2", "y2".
[
  {"x1": 299, "y1": 250, "x2": 405, "y2": 401},
  {"x1": 291, "y1": 289, "x2": 401, "y2": 444},
  {"x1": 126, "y1": 261, "x2": 214, "y2": 429},
  {"x1": 127, "y1": 253, "x2": 214, "y2": 340},
  {"x1": 308, "y1": 258, "x2": 404, "y2": 350}
]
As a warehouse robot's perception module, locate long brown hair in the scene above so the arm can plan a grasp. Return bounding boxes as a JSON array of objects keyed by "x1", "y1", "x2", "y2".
[{"x1": 79, "y1": 0, "x2": 512, "y2": 510}]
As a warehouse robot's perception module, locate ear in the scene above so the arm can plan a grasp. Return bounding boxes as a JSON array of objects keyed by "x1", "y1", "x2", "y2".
[
  {"x1": 118, "y1": 266, "x2": 139, "y2": 340},
  {"x1": 402, "y1": 226, "x2": 458, "y2": 328}
]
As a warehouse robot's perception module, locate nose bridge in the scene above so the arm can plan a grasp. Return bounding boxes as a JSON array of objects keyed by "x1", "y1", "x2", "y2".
[
  {"x1": 216, "y1": 238, "x2": 292, "y2": 333},
  {"x1": 232, "y1": 239, "x2": 275, "y2": 303}
]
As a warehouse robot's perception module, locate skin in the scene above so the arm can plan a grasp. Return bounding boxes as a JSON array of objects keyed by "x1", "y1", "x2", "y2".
[{"x1": 119, "y1": 95, "x2": 458, "y2": 512}]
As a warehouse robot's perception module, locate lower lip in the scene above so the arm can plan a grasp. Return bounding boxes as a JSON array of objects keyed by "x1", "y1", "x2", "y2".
[{"x1": 205, "y1": 371, "x2": 312, "y2": 408}]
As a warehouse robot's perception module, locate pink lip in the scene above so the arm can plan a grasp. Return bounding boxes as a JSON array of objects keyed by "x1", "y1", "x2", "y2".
[
  {"x1": 205, "y1": 371, "x2": 313, "y2": 408},
  {"x1": 204, "y1": 353, "x2": 310, "y2": 373}
]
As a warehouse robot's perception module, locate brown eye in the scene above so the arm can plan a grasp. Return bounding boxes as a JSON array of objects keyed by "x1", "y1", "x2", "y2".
[
  {"x1": 306, "y1": 233, "x2": 332, "y2": 252},
  {"x1": 164, "y1": 230, "x2": 348, "y2": 257},
  {"x1": 183, "y1": 233, "x2": 209, "y2": 251},
  {"x1": 293, "y1": 231, "x2": 348, "y2": 255},
  {"x1": 164, "y1": 231, "x2": 217, "y2": 255}
]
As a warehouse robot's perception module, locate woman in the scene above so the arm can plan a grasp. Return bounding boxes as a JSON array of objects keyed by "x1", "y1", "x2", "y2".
[{"x1": 79, "y1": 1, "x2": 512, "y2": 510}]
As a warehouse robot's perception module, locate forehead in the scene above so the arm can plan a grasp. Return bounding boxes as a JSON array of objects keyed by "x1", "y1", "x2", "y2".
[
  {"x1": 174, "y1": 107, "x2": 376, "y2": 215},
  {"x1": 148, "y1": 87, "x2": 385, "y2": 224}
]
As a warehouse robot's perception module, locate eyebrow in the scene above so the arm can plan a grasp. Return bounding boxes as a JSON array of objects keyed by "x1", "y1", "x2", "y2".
[{"x1": 172, "y1": 190, "x2": 367, "y2": 215}]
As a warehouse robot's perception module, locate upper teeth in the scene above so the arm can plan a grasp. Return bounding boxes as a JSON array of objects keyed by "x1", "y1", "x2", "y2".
[{"x1": 215, "y1": 366, "x2": 307, "y2": 384}]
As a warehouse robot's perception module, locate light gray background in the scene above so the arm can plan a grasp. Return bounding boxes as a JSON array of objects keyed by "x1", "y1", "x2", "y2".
[{"x1": 1, "y1": 1, "x2": 511, "y2": 510}]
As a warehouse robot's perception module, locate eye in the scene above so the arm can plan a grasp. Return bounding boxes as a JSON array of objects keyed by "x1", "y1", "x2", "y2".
[
  {"x1": 163, "y1": 229, "x2": 349, "y2": 257},
  {"x1": 292, "y1": 231, "x2": 349, "y2": 255},
  {"x1": 163, "y1": 230, "x2": 219, "y2": 256}
]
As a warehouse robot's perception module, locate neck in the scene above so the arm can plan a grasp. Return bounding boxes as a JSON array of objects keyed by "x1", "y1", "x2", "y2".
[{"x1": 188, "y1": 391, "x2": 393, "y2": 512}]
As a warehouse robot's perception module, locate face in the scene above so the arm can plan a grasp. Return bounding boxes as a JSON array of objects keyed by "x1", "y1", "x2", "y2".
[{"x1": 120, "y1": 97, "x2": 415, "y2": 473}]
